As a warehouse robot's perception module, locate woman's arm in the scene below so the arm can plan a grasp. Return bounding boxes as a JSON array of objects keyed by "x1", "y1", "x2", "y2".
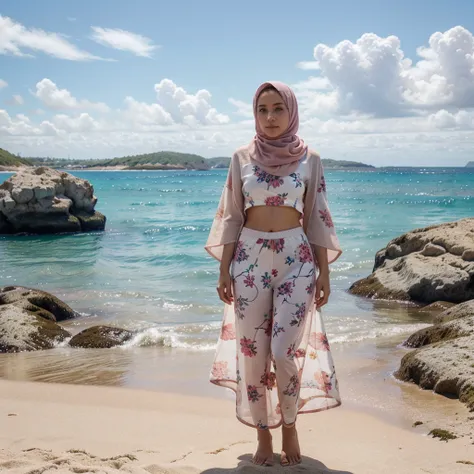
[
  {"x1": 217, "y1": 242, "x2": 235, "y2": 305},
  {"x1": 312, "y1": 244, "x2": 330, "y2": 308}
]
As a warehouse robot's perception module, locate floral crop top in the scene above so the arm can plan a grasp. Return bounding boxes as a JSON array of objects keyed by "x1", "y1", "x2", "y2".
[
  {"x1": 241, "y1": 152, "x2": 310, "y2": 213},
  {"x1": 204, "y1": 146, "x2": 342, "y2": 266}
]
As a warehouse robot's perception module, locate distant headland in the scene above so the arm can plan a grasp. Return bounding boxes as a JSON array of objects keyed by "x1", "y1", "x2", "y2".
[{"x1": 0, "y1": 147, "x2": 374, "y2": 172}]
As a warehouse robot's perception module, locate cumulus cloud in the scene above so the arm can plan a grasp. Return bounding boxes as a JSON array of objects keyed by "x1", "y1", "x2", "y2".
[
  {"x1": 34, "y1": 79, "x2": 110, "y2": 112},
  {"x1": 154, "y1": 79, "x2": 230, "y2": 125},
  {"x1": 91, "y1": 27, "x2": 159, "y2": 57},
  {"x1": 299, "y1": 26, "x2": 474, "y2": 117},
  {"x1": 0, "y1": 79, "x2": 7, "y2": 89},
  {"x1": 0, "y1": 15, "x2": 103, "y2": 61}
]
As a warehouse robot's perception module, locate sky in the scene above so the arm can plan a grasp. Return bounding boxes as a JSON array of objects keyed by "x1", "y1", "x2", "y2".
[{"x1": 1, "y1": 0, "x2": 474, "y2": 166}]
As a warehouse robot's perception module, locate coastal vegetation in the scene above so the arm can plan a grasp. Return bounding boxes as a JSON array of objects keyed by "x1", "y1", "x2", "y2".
[{"x1": 2, "y1": 147, "x2": 374, "y2": 170}]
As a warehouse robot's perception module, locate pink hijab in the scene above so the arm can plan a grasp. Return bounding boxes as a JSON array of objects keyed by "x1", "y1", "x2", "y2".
[{"x1": 248, "y1": 81, "x2": 308, "y2": 176}]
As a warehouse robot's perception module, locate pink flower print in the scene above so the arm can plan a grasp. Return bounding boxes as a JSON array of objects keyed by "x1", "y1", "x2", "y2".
[
  {"x1": 220, "y1": 323, "x2": 236, "y2": 341},
  {"x1": 211, "y1": 361, "x2": 229, "y2": 379},
  {"x1": 317, "y1": 175, "x2": 326, "y2": 193},
  {"x1": 314, "y1": 370, "x2": 332, "y2": 394},
  {"x1": 243, "y1": 274, "x2": 255, "y2": 288},
  {"x1": 240, "y1": 337, "x2": 257, "y2": 357},
  {"x1": 269, "y1": 176, "x2": 284, "y2": 188},
  {"x1": 277, "y1": 280, "x2": 293, "y2": 297},
  {"x1": 247, "y1": 384, "x2": 263, "y2": 403},
  {"x1": 271, "y1": 269, "x2": 278, "y2": 277},
  {"x1": 269, "y1": 238, "x2": 285, "y2": 253},
  {"x1": 282, "y1": 374, "x2": 299, "y2": 397},
  {"x1": 295, "y1": 348, "x2": 306, "y2": 358},
  {"x1": 286, "y1": 342, "x2": 296, "y2": 360},
  {"x1": 260, "y1": 371, "x2": 277, "y2": 390},
  {"x1": 305, "y1": 282, "x2": 314, "y2": 295},
  {"x1": 309, "y1": 332, "x2": 330, "y2": 351},
  {"x1": 264, "y1": 193, "x2": 287, "y2": 206},
  {"x1": 298, "y1": 242, "x2": 313, "y2": 263},
  {"x1": 319, "y1": 209, "x2": 334, "y2": 228}
]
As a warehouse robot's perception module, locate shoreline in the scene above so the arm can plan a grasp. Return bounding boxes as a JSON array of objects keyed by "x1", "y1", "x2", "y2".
[{"x1": 1, "y1": 377, "x2": 473, "y2": 473}]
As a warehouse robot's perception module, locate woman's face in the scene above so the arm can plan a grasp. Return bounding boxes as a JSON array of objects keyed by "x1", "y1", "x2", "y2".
[{"x1": 256, "y1": 89, "x2": 290, "y2": 138}]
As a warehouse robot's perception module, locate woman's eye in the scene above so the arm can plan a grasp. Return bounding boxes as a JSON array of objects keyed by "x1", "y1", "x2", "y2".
[
  {"x1": 275, "y1": 107, "x2": 283, "y2": 112},
  {"x1": 258, "y1": 108, "x2": 266, "y2": 113}
]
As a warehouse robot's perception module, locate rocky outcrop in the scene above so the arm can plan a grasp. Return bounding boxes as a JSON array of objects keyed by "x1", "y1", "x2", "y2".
[
  {"x1": 0, "y1": 167, "x2": 106, "y2": 235},
  {"x1": 0, "y1": 286, "x2": 75, "y2": 352},
  {"x1": 395, "y1": 300, "x2": 474, "y2": 412},
  {"x1": 349, "y1": 218, "x2": 474, "y2": 304},
  {"x1": 69, "y1": 325, "x2": 134, "y2": 348}
]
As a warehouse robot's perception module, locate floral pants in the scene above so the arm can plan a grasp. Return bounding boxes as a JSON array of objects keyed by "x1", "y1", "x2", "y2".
[{"x1": 230, "y1": 226, "x2": 316, "y2": 429}]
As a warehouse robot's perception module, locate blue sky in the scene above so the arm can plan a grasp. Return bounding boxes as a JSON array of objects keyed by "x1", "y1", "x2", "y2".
[{"x1": 1, "y1": 0, "x2": 474, "y2": 166}]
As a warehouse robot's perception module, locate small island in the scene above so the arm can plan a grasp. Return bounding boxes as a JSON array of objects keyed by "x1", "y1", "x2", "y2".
[
  {"x1": 466, "y1": 161, "x2": 474, "y2": 168},
  {"x1": 0, "y1": 147, "x2": 374, "y2": 172}
]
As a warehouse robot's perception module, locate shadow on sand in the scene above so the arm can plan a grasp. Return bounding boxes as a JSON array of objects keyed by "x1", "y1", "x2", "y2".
[{"x1": 200, "y1": 453, "x2": 354, "y2": 473}]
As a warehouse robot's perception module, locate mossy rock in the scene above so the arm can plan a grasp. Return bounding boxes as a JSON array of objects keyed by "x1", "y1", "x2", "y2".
[
  {"x1": 0, "y1": 286, "x2": 78, "y2": 322},
  {"x1": 73, "y1": 210, "x2": 106, "y2": 231},
  {"x1": 0, "y1": 305, "x2": 71, "y2": 352},
  {"x1": 69, "y1": 325, "x2": 134, "y2": 349}
]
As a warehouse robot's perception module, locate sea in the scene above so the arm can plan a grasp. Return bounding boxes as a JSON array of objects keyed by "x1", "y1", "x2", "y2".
[{"x1": 0, "y1": 166, "x2": 473, "y2": 427}]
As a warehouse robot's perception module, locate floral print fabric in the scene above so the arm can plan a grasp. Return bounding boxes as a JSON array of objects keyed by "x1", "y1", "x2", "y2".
[
  {"x1": 210, "y1": 226, "x2": 342, "y2": 429},
  {"x1": 242, "y1": 161, "x2": 306, "y2": 213},
  {"x1": 204, "y1": 146, "x2": 342, "y2": 266}
]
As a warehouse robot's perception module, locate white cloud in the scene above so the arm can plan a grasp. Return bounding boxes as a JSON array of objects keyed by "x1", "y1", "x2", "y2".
[
  {"x1": 296, "y1": 61, "x2": 320, "y2": 70},
  {"x1": 90, "y1": 27, "x2": 158, "y2": 58},
  {"x1": 228, "y1": 98, "x2": 253, "y2": 118},
  {"x1": 0, "y1": 15, "x2": 104, "y2": 61},
  {"x1": 301, "y1": 26, "x2": 474, "y2": 117},
  {"x1": 154, "y1": 79, "x2": 230, "y2": 125},
  {"x1": 34, "y1": 79, "x2": 110, "y2": 112},
  {"x1": 0, "y1": 79, "x2": 7, "y2": 89}
]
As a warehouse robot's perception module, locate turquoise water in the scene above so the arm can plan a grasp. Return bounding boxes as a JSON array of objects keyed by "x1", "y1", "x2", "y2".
[{"x1": 0, "y1": 167, "x2": 473, "y2": 354}]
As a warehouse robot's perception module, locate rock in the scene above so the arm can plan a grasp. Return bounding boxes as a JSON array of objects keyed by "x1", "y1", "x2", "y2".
[
  {"x1": 349, "y1": 218, "x2": 474, "y2": 304},
  {"x1": 404, "y1": 314, "x2": 474, "y2": 348},
  {"x1": 395, "y1": 301, "x2": 474, "y2": 412},
  {"x1": 395, "y1": 335, "x2": 474, "y2": 412},
  {"x1": 419, "y1": 301, "x2": 456, "y2": 313},
  {"x1": 0, "y1": 286, "x2": 80, "y2": 322},
  {"x1": 0, "y1": 305, "x2": 71, "y2": 352},
  {"x1": 69, "y1": 325, "x2": 134, "y2": 349},
  {"x1": 0, "y1": 167, "x2": 106, "y2": 235},
  {"x1": 433, "y1": 300, "x2": 474, "y2": 324}
]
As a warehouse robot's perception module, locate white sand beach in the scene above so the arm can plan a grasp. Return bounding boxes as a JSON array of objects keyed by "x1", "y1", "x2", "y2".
[{"x1": 0, "y1": 377, "x2": 473, "y2": 474}]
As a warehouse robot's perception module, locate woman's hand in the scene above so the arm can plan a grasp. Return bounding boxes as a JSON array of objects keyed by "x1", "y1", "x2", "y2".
[
  {"x1": 217, "y1": 270, "x2": 234, "y2": 305},
  {"x1": 315, "y1": 271, "x2": 330, "y2": 308}
]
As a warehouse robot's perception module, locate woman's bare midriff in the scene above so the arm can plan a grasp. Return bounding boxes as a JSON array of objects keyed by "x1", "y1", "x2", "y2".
[{"x1": 244, "y1": 206, "x2": 302, "y2": 232}]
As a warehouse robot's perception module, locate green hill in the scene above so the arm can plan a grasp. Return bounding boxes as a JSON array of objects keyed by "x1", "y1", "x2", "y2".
[
  {"x1": 0, "y1": 148, "x2": 33, "y2": 167},
  {"x1": 26, "y1": 150, "x2": 374, "y2": 171}
]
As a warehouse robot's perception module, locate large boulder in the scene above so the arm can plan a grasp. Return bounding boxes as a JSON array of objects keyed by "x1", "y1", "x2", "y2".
[
  {"x1": 395, "y1": 301, "x2": 474, "y2": 412},
  {"x1": 0, "y1": 286, "x2": 77, "y2": 353},
  {"x1": 0, "y1": 167, "x2": 106, "y2": 235},
  {"x1": 0, "y1": 286, "x2": 80, "y2": 322},
  {"x1": 349, "y1": 218, "x2": 474, "y2": 304},
  {"x1": 69, "y1": 325, "x2": 134, "y2": 348}
]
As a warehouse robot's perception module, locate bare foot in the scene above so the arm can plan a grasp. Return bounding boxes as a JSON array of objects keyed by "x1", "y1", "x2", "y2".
[
  {"x1": 281, "y1": 424, "x2": 301, "y2": 466},
  {"x1": 252, "y1": 429, "x2": 274, "y2": 466}
]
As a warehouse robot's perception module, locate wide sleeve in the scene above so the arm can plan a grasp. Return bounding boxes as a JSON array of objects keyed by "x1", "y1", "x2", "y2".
[
  {"x1": 302, "y1": 154, "x2": 342, "y2": 265},
  {"x1": 204, "y1": 154, "x2": 245, "y2": 262}
]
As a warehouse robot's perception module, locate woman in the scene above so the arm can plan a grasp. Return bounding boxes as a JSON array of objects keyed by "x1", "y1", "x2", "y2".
[{"x1": 205, "y1": 81, "x2": 342, "y2": 467}]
